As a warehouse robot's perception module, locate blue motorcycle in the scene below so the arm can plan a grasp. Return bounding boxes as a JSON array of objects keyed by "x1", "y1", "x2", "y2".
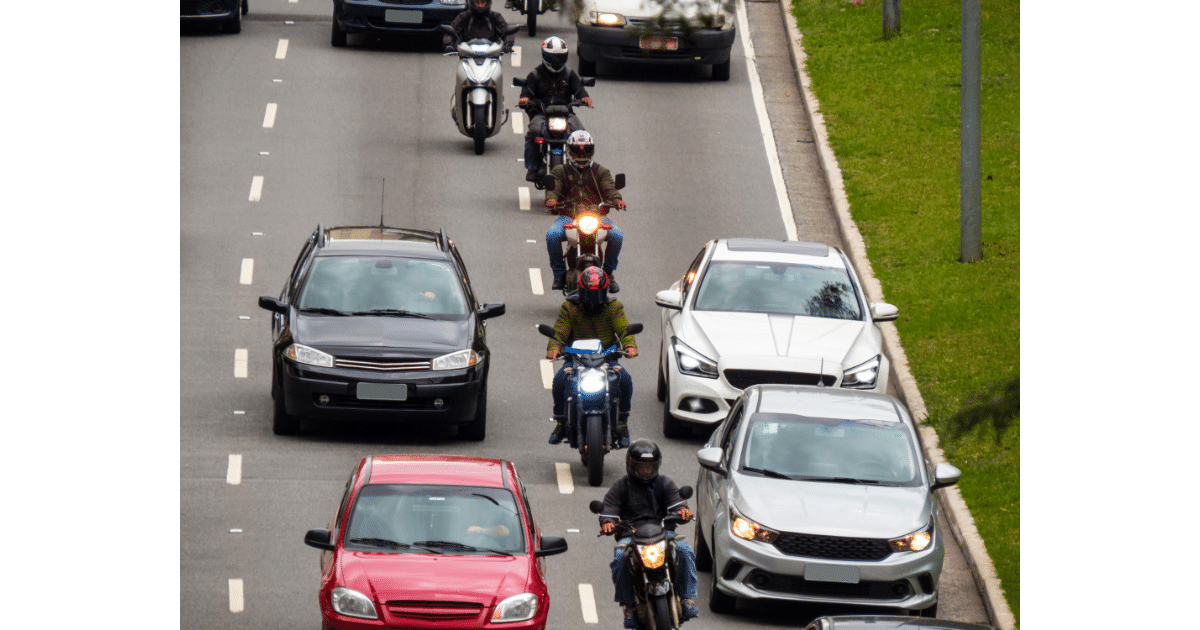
[{"x1": 538, "y1": 323, "x2": 642, "y2": 486}]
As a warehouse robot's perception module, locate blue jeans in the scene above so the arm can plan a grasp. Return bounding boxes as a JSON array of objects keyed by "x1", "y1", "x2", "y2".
[
  {"x1": 546, "y1": 215, "x2": 623, "y2": 278},
  {"x1": 552, "y1": 360, "x2": 632, "y2": 418},
  {"x1": 610, "y1": 533, "x2": 698, "y2": 607},
  {"x1": 525, "y1": 113, "x2": 583, "y2": 172}
]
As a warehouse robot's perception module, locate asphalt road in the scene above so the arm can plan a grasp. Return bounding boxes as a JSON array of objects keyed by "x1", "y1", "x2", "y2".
[{"x1": 180, "y1": 2, "x2": 991, "y2": 628}]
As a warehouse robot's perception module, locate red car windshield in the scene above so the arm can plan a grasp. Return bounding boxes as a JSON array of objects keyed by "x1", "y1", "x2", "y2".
[{"x1": 345, "y1": 484, "x2": 526, "y2": 554}]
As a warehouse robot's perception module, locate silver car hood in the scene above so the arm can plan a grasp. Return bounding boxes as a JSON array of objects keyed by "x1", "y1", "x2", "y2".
[
  {"x1": 687, "y1": 311, "x2": 872, "y2": 365},
  {"x1": 730, "y1": 474, "x2": 931, "y2": 539}
]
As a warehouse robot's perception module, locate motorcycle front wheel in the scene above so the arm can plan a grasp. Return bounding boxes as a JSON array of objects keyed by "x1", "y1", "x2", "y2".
[
  {"x1": 652, "y1": 594, "x2": 674, "y2": 630},
  {"x1": 472, "y1": 103, "x2": 487, "y2": 154},
  {"x1": 526, "y1": 0, "x2": 539, "y2": 36},
  {"x1": 584, "y1": 413, "x2": 604, "y2": 486}
]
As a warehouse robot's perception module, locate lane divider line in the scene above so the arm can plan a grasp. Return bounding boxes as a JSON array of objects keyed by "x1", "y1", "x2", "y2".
[
  {"x1": 234, "y1": 349, "x2": 248, "y2": 379},
  {"x1": 518, "y1": 187, "x2": 531, "y2": 211},
  {"x1": 227, "y1": 455, "x2": 243, "y2": 485},
  {"x1": 528, "y1": 268, "x2": 544, "y2": 296},
  {"x1": 275, "y1": 39, "x2": 289, "y2": 59},
  {"x1": 540, "y1": 359, "x2": 554, "y2": 390},
  {"x1": 512, "y1": 46, "x2": 522, "y2": 67},
  {"x1": 263, "y1": 103, "x2": 278, "y2": 128},
  {"x1": 513, "y1": 115, "x2": 524, "y2": 135},
  {"x1": 239, "y1": 258, "x2": 254, "y2": 285},
  {"x1": 249, "y1": 176, "x2": 263, "y2": 202},
  {"x1": 578, "y1": 584, "x2": 599, "y2": 624},
  {"x1": 229, "y1": 579, "x2": 245, "y2": 613},
  {"x1": 555, "y1": 462, "x2": 574, "y2": 494}
]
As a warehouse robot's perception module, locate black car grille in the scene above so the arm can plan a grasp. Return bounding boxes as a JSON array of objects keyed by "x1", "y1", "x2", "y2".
[
  {"x1": 774, "y1": 532, "x2": 892, "y2": 561},
  {"x1": 723, "y1": 369, "x2": 836, "y2": 390},
  {"x1": 181, "y1": 0, "x2": 233, "y2": 16},
  {"x1": 334, "y1": 358, "x2": 432, "y2": 372},
  {"x1": 380, "y1": 0, "x2": 431, "y2": 4},
  {"x1": 320, "y1": 395, "x2": 432, "y2": 410},
  {"x1": 744, "y1": 569, "x2": 912, "y2": 600},
  {"x1": 385, "y1": 600, "x2": 483, "y2": 622}
]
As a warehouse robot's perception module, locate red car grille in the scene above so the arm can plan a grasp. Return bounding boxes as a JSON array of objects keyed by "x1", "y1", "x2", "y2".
[{"x1": 385, "y1": 600, "x2": 484, "y2": 621}]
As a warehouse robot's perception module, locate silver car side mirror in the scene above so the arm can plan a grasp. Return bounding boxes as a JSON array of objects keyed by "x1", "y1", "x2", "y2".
[
  {"x1": 870, "y1": 302, "x2": 899, "y2": 322},
  {"x1": 931, "y1": 462, "x2": 962, "y2": 491},
  {"x1": 655, "y1": 289, "x2": 683, "y2": 311},
  {"x1": 697, "y1": 447, "x2": 727, "y2": 477}
]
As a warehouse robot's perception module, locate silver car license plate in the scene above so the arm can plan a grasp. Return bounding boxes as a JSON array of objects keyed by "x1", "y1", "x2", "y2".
[
  {"x1": 384, "y1": 9, "x2": 422, "y2": 23},
  {"x1": 357, "y1": 383, "x2": 408, "y2": 401},
  {"x1": 804, "y1": 563, "x2": 860, "y2": 583}
]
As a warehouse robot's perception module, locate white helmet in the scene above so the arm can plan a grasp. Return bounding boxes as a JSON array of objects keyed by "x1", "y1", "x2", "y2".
[{"x1": 541, "y1": 36, "x2": 569, "y2": 74}]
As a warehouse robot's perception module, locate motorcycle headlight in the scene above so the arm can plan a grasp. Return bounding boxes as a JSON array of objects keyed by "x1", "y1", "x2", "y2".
[
  {"x1": 889, "y1": 522, "x2": 934, "y2": 553},
  {"x1": 730, "y1": 514, "x2": 778, "y2": 543},
  {"x1": 286, "y1": 343, "x2": 334, "y2": 368},
  {"x1": 331, "y1": 586, "x2": 377, "y2": 619},
  {"x1": 491, "y1": 592, "x2": 538, "y2": 623},
  {"x1": 672, "y1": 338, "x2": 718, "y2": 379},
  {"x1": 842, "y1": 355, "x2": 881, "y2": 389},
  {"x1": 638, "y1": 541, "x2": 667, "y2": 569},
  {"x1": 548, "y1": 117, "x2": 569, "y2": 131},
  {"x1": 590, "y1": 11, "x2": 627, "y2": 26},
  {"x1": 577, "y1": 215, "x2": 601, "y2": 235},
  {"x1": 432, "y1": 349, "x2": 479, "y2": 371},
  {"x1": 578, "y1": 369, "x2": 607, "y2": 394}
]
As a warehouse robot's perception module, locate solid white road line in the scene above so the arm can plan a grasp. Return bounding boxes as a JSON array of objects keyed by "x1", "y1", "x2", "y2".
[
  {"x1": 540, "y1": 359, "x2": 554, "y2": 390},
  {"x1": 518, "y1": 187, "x2": 531, "y2": 211},
  {"x1": 263, "y1": 103, "x2": 278, "y2": 128},
  {"x1": 529, "y1": 268, "x2": 544, "y2": 295},
  {"x1": 234, "y1": 349, "x2": 248, "y2": 378},
  {"x1": 239, "y1": 258, "x2": 254, "y2": 285},
  {"x1": 737, "y1": 0, "x2": 798, "y2": 241},
  {"x1": 227, "y1": 455, "x2": 243, "y2": 485},
  {"x1": 275, "y1": 39, "x2": 289, "y2": 59},
  {"x1": 512, "y1": 46, "x2": 522, "y2": 67},
  {"x1": 513, "y1": 114, "x2": 524, "y2": 135},
  {"x1": 229, "y1": 579, "x2": 245, "y2": 613},
  {"x1": 249, "y1": 176, "x2": 263, "y2": 202},
  {"x1": 555, "y1": 462, "x2": 574, "y2": 494},
  {"x1": 578, "y1": 584, "x2": 599, "y2": 624}
]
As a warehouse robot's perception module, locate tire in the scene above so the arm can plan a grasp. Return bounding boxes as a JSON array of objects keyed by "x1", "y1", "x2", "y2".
[
  {"x1": 712, "y1": 59, "x2": 731, "y2": 81},
  {"x1": 526, "y1": 0, "x2": 539, "y2": 37},
  {"x1": 708, "y1": 573, "x2": 736, "y2": 614},
  {"x1": 331, "y1": 15, "x2": 347, "y2": 47},
  {"x1": 656, "y1": 348, "x2": 666, "y2": 402},
  {"x1": 585, "y1": 414, "x2": 604, "y2": 486},
  {"x1": 652, "y1": 595, "x2": 673, "y2": 630},
  {"x1": 918, "y1": 603, "x2": 938, "y2": 618},
  {"x1": 459, "y1": 381, "x2": 487, "y2": 441},
  {"x1": 661, "y1": 375, "x2": 688, "y2": 438},
  {"x1": 241, "y1": 0, "x2": 249, "y2": 14},
  {"x1": 271, "y1": 374, "x2": 299, "y2": 435},
  {"x1": 223, "y1": 6, "x2": 242, "y2": 33},
  {"x1": 579, "y1": 56, "x2": 597, "y2": 77},
  {"x1": 695, "y1": 526, "x2": 713, "y2": 572},
  {"x1": 472, "y1": 103, "x2": 487, "y2": 155}
]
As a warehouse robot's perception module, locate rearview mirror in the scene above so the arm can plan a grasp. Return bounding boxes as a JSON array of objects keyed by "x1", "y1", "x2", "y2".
[
  {"x1": 536, "y1": 535, "x2": 568, "y2": 557},
  {"x1": 588, "y1": 500, "x2": 604, "y2": 514},
  {"x1": 512, "y1": 77, "x2": 527, "y2": 88},
  {"x1": 303, "y1": 528, "x2": 335, "y2": 551},
  {"x1": 870, "y1": 302, "x2": 899, "y2": 322},
  {"x1": 623, "y1": 323, "x2": 643, "y2": 336},
  {"x1": 613, "y1": 173, "x2": 625, "y2": 190},
  {"x1": 697, "y1": 447, "x2": 727, "y2": 477},
  {"x1": 477, "y1": 302, "x2": 506, "y2": 320},
  {"x1": 581, "y1": 77, "x2": 596, "y2": 87},
  {"x1": 258, "y1": 295, "x2": 287, "y2": 314},
  {"x1": 678, "y1": 485, "x2": 693, "y2": 500},
  {"x1": 655, "y1": 290, "x2": 683, "y2": 311},
  {"x1": 537, "y1": 324, "x2": 557, "y2": 339},
  {"x1": 931, "y1": 463, "x2": 962, "y2": 491}
]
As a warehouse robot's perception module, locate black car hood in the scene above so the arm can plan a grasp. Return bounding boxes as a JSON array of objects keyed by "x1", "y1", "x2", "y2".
[{"x1": 295, "y1": 314, "x2": 469, "y2": 357}]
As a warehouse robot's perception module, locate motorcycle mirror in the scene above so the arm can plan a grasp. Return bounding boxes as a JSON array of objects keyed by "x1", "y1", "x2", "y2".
[
  {"x1": 581, "y1": 77, "x2": 596, "y2": 87},
  {"x1": 505, "y1": 24, "x2": 522, "y2": 36},
  {"x1": 622, "y1": 323, "x2": 643, "y2": 336},
  {"x1": 588, "y1": 500, "x2": 604, "y2": 514},
  {"x1": 537, "y1": 324, "x2": 558, "y2": 339},
  {"x1": 678, "y1": 485, "x2": 693, "y2": 500},
  {"x1": 512, "y1": 77, "x2": 527, "y2": 88},
  {"x1": 437, "y1": 24, "x2": 456, "y2": 37},
  {"x1": 613, "y1": 173, "x2": 625, "y2": 190}
]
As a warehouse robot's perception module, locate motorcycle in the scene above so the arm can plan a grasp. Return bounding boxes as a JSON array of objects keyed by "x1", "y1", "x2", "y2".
[
  {"x1": 554, "y1": 191, "x2": 625, "y2": 295},
  {"x1": 507, "y1": 0, "x2": 556, "y2": 37},
  {"x1": 537, "y1": 322, "x2": 643, "y2": 487},
  {"x1": 589, "y1": 486, "x2": 695, "y2": 630},
  {"x1": 511, "y1": 76, "x2": 596, "y2": 188},
  {"x1": 440, "y1": 24, "x2": 521, "y2": 155}
]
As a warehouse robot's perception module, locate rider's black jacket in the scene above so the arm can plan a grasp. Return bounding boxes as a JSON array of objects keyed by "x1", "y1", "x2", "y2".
[
  {"x1": 444, "y1": 10, "x2": 514, "y2": 50},
  {"x1": 598, "y1": 475, "x2": 690, "y2": 530},
  {"x1": 518, "y1": 66, "x2": 590, "y2": 116}
]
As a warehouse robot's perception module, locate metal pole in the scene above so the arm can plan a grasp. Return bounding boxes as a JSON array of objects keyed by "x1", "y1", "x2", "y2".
[
  {"x1": 883, "y1": 0, "x2": 901, "y2": 39},
  {"x1": 960, "y1": 0, "x2": 982, "y2": 262}
]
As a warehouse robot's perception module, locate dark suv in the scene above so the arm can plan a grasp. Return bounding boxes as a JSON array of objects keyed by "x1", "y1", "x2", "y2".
[{"x1": 258, "y1": 225, "x2": 505, "y2": 439}]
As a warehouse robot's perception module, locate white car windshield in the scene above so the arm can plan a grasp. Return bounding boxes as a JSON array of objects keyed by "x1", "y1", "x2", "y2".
[
  {"x1": 345, "y1": 485, "x2": 525, "y2": 554},
  {"x1": 740, "y1": 413, "x2": 920, "y2": 486},
  {"x1": 693, "y1": 261, "x2": 862, "y2": 320},
  {"x1": 298, "y1": 257, "x2": 468, "y2": 318}
]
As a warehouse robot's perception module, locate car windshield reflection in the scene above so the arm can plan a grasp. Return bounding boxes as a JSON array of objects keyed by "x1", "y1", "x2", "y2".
[
  {"x1": 345, "y1": 484, "x2": 525, "y2": 554},
  {"x1": 739, "y1": 413, "x2": 920, "y2": 486},
  {"x1": 299, "y1": 257, "x2": 469, "y2": 319},
  {"x1": 693, "y1": 261, "x2": 861, "y2": 320}
]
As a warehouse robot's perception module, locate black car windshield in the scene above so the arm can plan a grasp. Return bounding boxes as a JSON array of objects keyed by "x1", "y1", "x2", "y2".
[
  {"x1": 299, "y1": 257, "x2": 468, "y2": 319},
  {"x1": 344, "y1": 484, "x2": 526, "y2": 554},
  {"x1": 693, "y1": 261, "x2": 862, "y2": 320},
  {"x1": 739, "y1": 413, "x2": 921, "y2": 486}
]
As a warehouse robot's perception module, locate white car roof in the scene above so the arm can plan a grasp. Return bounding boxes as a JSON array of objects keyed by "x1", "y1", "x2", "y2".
[
  {"x1": 710, "y1": 239, "x2": 848, "y2": 270},
  {"x1": 751, "y1": 385, "x2": 905, "y2": 424}
]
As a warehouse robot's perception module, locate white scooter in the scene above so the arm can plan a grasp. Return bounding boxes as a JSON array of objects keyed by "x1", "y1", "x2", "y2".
[{"x1": 441, "y1": 24, "x2": 521, "y2": 155}]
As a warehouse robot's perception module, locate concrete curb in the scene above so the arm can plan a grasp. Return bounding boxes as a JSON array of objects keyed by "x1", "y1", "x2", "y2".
[{"x1": 771, "y1": 4, "x2": 1015, "y2": 629}]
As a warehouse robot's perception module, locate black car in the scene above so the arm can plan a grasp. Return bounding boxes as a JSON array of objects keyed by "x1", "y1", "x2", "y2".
[
  {"x1": 804, "y1": 616, "x2": 999, "y2": 630},
  {"x1": 181, "y1": 0, "x2": 247, "y2": 34},
  {"x1": 258, "y1": 225, "x2": 505, "y2": 439}
]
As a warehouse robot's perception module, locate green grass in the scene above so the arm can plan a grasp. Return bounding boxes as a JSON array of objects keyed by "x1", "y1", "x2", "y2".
[{"x1": 788, "y1": 0, "x2": 1020, "y2": 623}]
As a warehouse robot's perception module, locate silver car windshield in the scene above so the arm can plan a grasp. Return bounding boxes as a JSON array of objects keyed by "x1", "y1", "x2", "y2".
[
  {"x1": 298, "y1": 257, "x2": 468, "y2": 318},
  {"x1": 740, "y1": 413, "x2": 921, "y2": 486},
  {"x1": 345, "y1": 484, "x2": 525, "y2": 554},
  {"x1": 693, "y1": 261, "x2": 862, "y2": 320}
]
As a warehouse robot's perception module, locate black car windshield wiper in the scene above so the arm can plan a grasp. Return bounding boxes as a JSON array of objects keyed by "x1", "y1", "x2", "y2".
[
  {"x1": 349, "y1": 309, "x2": 434, "y2": 319},
  {"x1": 412, "y1": 540, "x2": 512, "y2": 556},
  {"x1": 821, "y1": 477, "x2": 883, "y2": 485},
  {"x1": 300, "y1": 307, "x2": 351, "y2": 316},
  {"x1": 742, "y1": 466, "x2": 797, "y2": 480},
  {"x1": 347, "y1": 537, "x2": 411, "y2": 549}
]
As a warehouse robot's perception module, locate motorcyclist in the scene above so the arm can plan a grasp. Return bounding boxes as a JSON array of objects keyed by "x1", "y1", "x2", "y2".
[
  {"x1": 545, "y1": 267, "x2": 636, "y2": 446},
  {"x1": 545, "y1": 130, "x2": 626, "y2": 292},
  {"x1": 519, "y1": 36, "x2": 592, "y2": 183},
  {"x1": 598, "y1": 440, "x2": 700, "y2": 629},
  {"x1": 443, "y1": 0, "x2": 515, "y2": 53}
]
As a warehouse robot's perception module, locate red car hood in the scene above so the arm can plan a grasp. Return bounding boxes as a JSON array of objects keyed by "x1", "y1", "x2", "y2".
[{"x1": 339, "y1": 552, "x2": 533, "y2": 604}]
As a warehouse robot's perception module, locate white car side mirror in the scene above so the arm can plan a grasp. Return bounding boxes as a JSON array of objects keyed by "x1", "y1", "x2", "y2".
[
  {"x1": 697, "y1": 446, "x2": 727, "y2": 476},
  {"x1": 931, "y1": 462, "x2": 962, "y2": 491},
  {"x1": 655, "y1": 289, "x2": 683, "y2": 311},
  {"x1": 870, "y1": 302, "x2": 899, "y2": 322}
]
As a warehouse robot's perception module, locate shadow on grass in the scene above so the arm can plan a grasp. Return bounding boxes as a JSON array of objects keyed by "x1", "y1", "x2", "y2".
[{"x1": 942, "y1": 378, "x2": 1019, "y2": 444}]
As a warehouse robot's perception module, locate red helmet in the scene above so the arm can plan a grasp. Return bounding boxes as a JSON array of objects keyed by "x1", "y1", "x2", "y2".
[{"x1": 578, "y1": 267, "x2": 609, "y2": 311}]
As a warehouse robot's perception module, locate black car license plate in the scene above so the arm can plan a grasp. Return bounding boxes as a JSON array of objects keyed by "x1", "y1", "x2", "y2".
[{"x1": 357, "y1": 383, "x2": 408, "y2": 401}]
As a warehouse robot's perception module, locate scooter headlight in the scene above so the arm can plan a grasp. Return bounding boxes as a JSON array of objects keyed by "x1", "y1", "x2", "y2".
[
  {"x1": 578, "y1": 369, "x2": 607, "y2": 394},
  {"x1": 638, "y1": 541, "x2": 667, "y2": 569},
  {"x1": 548, "y1": 117, "x2": 568, "y2": 131},
  {"x1": 577, "y1": 215, "x2": 601, "y2": 235}
]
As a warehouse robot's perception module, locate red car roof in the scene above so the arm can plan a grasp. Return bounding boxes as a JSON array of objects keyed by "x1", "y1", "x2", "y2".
[{"x1": 364, "y1": 454, "x2": 510, "y2": 488}]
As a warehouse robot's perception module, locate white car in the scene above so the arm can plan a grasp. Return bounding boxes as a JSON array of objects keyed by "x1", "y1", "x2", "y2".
[{"x1": 655, "y1": 238, "x2": 899, "y2": 437}]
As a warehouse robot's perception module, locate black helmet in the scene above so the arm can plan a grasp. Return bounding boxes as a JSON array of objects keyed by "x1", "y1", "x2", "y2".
[
  {"x1": 626, "y1": 440, "x2": 662, "y2": 481},
  {"x1": 541, "y1": 36, "x2": 569, "y2": 74},
  {"x1": 470, "y1": 0, "x2": 491, "y2": 15},
  {"x1": 578, "y1": 266, "x2": 609, "y2": 313}
]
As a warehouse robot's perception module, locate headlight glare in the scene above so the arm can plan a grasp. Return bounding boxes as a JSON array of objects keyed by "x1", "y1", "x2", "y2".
[
  {"x1": 548, "y1": 117, "x2": 568, "y2": 131},
  {"x1": 889, "y1": 522, "x2": 934, "y2": 552},
  {"x1": 673, "y1": 338, "x2": 718, "y2": 379},
  {"x1": 730, "y1": 515, "x2": 778, "y2": 543},
  {"x1": 433, "y1": 349, "x2": 479, "y2": 371},
  {"x1": 331, "y1": 586, "x2": 377, "y2": 619},
  {"x1": 578, "y1": 215, "x2": 601, "y2": 234},
  {"x1": 578, "y1": 369, "x2": 607, "y2": 394},
  {"x1": 639, "y1": 541, "x2": 667, "y2": 568},
  {"x1": 286, "y1": 343, "x2": 334, "y2": 368},
  {"x1": 591, "y1": 11, "x2": 626, "y2": 26},
  {"x1": 842, "y1": 355, "x2": 881, "y2": 389},
  {"x1": 492, "y1": 592, "x2": 538, "y2": 623}
]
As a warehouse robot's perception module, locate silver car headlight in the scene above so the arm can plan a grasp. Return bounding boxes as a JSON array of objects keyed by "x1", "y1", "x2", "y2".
[
  {"x1": 578, "y1": 369, "x2": 607, "y2": 394},
  {"x1": 638, "y1": 540, "x2": 667, "y2": 568},
  {"x1": 842, "y1": 355, "x2": 881, "y2": 389},
  {"x1": 331, "y1": 586, "x2": 377, "y2": 619},
  {"x1": 889, "y1": 521, "x2": 934, "y2": 553},
  {"x1": 589, "y1": 11, "x2": 627, "y2": 26},
  {"x1": 491, "y1": 592, "x2": 538, "y2": 623},
  {"x1": 673, "y1": 337, "x2": 718, "y2": 379},
  {"x1": 730, "y1": 513, "x2": 779, "y2": 543},
  {"x1": 432, "y1": 349, "x2": 479, "y2": 371},
  {"x1": 286, "y1": 343, "x2": 334, "y2": 368}
]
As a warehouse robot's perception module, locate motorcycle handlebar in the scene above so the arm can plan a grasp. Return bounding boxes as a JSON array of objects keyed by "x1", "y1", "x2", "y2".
[{"x1": 599, "y1": 514, "x2": 692, "y2": 537}]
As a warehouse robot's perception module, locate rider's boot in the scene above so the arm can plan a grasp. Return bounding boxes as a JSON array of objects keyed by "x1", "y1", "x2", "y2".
[
  {"x1": 551, "y1": 275, "x2": 566, "y2": 291},
  {"x1": 605, "y1": 271, "x2": 619, "y2": 293},
  {"x1": 618, "y1": 412, "x2": 630, "y2": 448},
  {"x1": 681, "y1": 598, "x2": 700, "y2": 620},
  {"x1": 548, "y1": 414, "x2": 566, "y2": 444},
  {"x1": 622, "y1": 605, "x2": 640, "y2": 629}
]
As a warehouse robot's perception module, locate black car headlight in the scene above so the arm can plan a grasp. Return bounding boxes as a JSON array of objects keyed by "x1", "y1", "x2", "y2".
[
  {"x1": 673, "y1": 337, "x2": 718, "y2": 379},
  {"x1": 286, "y1": 343, "x2": 334, "y2": 368},
  {"x1": 432, "y1": 349, "x2": 479, "y2": 371},
  {"x1": 842, "y1": 355, "x2": 881, "y2": 389}
]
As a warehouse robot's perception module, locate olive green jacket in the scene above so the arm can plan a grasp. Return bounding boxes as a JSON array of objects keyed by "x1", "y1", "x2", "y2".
[
  {"x1": 546, "y1": 300, "x2": 637, "y2": 353},
  {"x1": 546, "y1": 162, "x2": 622, "y2": 214}
]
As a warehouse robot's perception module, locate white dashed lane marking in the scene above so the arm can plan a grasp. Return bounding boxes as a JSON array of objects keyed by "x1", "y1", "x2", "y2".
[
  {"x1": 275, "y1": 39, "x2": 289, "y2": 59},
  {"x1": 513, "y1": 115, "x2": 524, "y2": 135},
  {"x1": 263, "y1": 103, "x2": 277, "y2": 128},
  {"x1": 229, "y1": 579, "x2": 245, "y2": 613},
  {"x1": 227, "y1": 455, "x2": 243, "y2": 485},
  {"x1": 555, "y1": 462, "x2": 574, "y2": 494},
  {"x1": 249, "y1": 176, "x2": 263, "y2": 202},
  {"x1": 512, "y1": 46, "x2": 521, "y2": 67},
  {"x1": 235, "y1": 349, "x2": 248, "y2": 379},
  {"x1": 540, "y1": 359, "x2": 554, "y2": 390},
  {"x1": 528, "y1": 268, "x2": 544, "y2": 295},
  {"x1": 578, "y1": 584, "x2": 599, "y2": 624},
  {"x1": 239, "y1": 258, "x2": 254, "y2": 285},
  {"x1": 518, "y1": 187, "x2": 531, "y2": 211}
]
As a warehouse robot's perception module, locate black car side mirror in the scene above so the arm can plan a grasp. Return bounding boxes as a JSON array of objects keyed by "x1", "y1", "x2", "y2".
[
  {"x1": 304, "y1": 528, "x2": 335, "y2": 551},
  {"x1": 581, "y1": 77, "x2": 596, "y2": 87},
  {"x1": 613, "y1": 173, "x2": 625, "y2": 190},
  {"x1": 536, "y1": 535, "x2": 569, "y2": 557},
  {"x1": 478, "y1": 302, "x2": 506, "y2": 320},
  {"x1": 258, "y1": 295, "x2": 287, "y2": 314}
]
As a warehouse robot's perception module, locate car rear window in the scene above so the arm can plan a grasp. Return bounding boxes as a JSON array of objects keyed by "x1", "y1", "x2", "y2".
[
  {"x1": 299, "y1": 257, "x2": 468, "y2": 318},
  {"x1": 693, "y1": 261, "x2": 861, "y2": 320},
  {"x1": 345, "y1": 484, "x2": 526, "y2": 554}
]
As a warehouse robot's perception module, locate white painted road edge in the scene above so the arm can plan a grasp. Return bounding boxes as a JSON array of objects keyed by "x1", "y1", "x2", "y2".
[{"x1": 776, "y1": 7, "x2": 1014, "y2": 629}]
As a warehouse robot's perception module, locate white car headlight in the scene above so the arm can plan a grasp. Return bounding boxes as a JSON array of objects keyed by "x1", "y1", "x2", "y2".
[
  {"x1": 673, "y1": 337, "x2": 718, "y2": 379},
  {"x1": 842, "y1": 355, "x2": 881, "y2": 389},
  {"x1": 638, "y1": 540, "x2": 667, "y2": 568},
  {"x1": 589, "y1": 11, "x2": 627, "y2": 26},
  {"x1": 889, "y1": 521, "x2": 934, "y2": 553},
  {"x1": 578, "y1": 369, "x2": 607, "y2": 394},
  {"x1": 286, "y1": 343, "x2": 334, "y2": 368},
  {"x1": 432, "y1": 349, "x2": 479, "y2": 371},
  {"x1": 492, "y1": 592, "x2": 538, "y2": 623},
  {"x1": 331, "y1": 586, "x2": 377, "y2": 619}
]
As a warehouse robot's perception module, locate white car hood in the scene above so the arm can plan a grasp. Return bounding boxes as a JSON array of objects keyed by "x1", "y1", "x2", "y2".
[
  {"x1": 731, "y1": 475, "x2": 930, "y2": 539},
  {"x1": 580, "y1": 0, "x2": 729, "y2": 19},
  {"x1": 688, "y1": 311, "x2": 869, "y2": 366}
]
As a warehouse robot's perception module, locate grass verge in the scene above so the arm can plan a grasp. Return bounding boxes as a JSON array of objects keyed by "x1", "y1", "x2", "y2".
[{"x1": 787, "y1": 0, "x2": 1020, "y2": 623}]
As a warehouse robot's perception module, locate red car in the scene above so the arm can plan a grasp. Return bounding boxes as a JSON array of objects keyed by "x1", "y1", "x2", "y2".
[{"x1": 304, "y1": 455, "x2": 568, "y2": 629}]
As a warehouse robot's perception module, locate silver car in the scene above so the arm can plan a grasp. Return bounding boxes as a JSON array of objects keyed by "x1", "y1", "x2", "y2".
[{"x1": 694, "y1": 385, "x2": 961, "y2": 617}]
